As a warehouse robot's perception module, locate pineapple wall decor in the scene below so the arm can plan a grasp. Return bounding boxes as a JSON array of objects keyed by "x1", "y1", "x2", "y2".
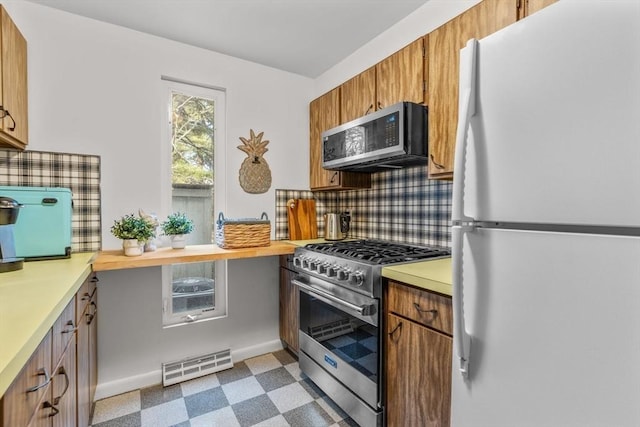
[{"x1": 237, "y1": 129, "x2": 272, "y2": 194}]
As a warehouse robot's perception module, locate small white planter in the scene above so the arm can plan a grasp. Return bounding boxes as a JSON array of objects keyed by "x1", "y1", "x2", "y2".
[
  {"x1": 123, "y1": 239, "x2": 144, "y2": 256},
  {"x1": 170, "y1": 234, "x2": 187, "y2": 249}
]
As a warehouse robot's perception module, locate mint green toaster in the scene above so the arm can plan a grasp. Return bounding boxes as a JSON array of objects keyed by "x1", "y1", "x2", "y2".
[{"x1": 0, "y1": 186, "x2": 72, "y2": 259}]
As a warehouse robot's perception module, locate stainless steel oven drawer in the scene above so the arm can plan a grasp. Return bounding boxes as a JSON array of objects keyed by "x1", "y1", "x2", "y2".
[
  {"x1": 299, "y1": 332, "x2": 377, "y2": 408},
  {"x1": 299, "y1": 351, "x2": 382, "y2": 427}
]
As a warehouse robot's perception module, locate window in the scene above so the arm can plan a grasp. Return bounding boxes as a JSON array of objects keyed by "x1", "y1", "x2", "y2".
[{"x1": 161, "y1": 78, "x2": 227, "y2": 327}]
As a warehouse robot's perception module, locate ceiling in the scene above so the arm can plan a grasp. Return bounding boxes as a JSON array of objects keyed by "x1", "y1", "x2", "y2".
[{"x1": 24, "y1": 0, "x2": 428, "y2": 78}]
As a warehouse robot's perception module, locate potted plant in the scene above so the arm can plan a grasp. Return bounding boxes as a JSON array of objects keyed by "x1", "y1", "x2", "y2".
[
  {"x1": 161, "y1": 212, "x2": 194, "y2": 249},
  {"x1": 110, "y1": 213, "x2": 156, "y2": 256}
]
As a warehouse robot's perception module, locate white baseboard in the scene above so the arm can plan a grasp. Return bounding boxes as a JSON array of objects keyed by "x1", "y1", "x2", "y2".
[
  {"x1": 94, "y1": 339, "x2": 284, "y2": 401},
  {"x1": 231, "y1": 339, "x2": 283, "y2": 362},
  {"x1": 94, "y1": 370, "x2": 162, "y2": 401}
]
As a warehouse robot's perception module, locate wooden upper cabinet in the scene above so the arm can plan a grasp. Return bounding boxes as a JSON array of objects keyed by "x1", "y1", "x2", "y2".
[
  {"x1": 376, "y1": 37, "x2": 425, "y2": 109},
  {"x1": 0, "y1": 6, "x2": 28, "y2": 150},
  {"x1": 309, "y1": 89, "x2": 370, "y2": 191},
  {"x1": 427, "y1": 0, "x2": 518, "y2": 179},
  {"x1": 340, "y1": 66, "x2": 376, "y2": 124},
  {"x1": 310, "y1": 89, "x2": 340, "y2": 190},
  {"x1": 518, "y1": 0, "x2": 558, "y2": 19}
]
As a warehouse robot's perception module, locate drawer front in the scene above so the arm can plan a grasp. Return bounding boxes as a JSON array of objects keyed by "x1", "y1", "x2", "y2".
[
  {"x1": 52, "y1": 299, "x2": 76, "y2": 367},
  {"x1": 387, "y1": 281, "x2": 453, "y2": 335},
  {"x1": 2, "y1": 331, "x2": 52, "y2": 427}
]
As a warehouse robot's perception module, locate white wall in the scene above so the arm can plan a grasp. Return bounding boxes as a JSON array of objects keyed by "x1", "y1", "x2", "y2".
[{"x1": 3, "y1": 0, "x2": 311, "y2": 398}]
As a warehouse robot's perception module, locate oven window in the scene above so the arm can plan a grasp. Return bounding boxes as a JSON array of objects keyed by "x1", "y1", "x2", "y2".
[{"x1": 299, "y1": 291, "x2": 378, "y2": 382}]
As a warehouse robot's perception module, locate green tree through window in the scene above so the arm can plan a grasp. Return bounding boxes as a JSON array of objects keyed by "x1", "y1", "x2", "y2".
[{"x1": 171, "y1": 94, "x2": 214, "y2": 185}]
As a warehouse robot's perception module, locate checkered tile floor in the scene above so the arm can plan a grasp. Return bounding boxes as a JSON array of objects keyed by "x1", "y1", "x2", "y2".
[{"x1": 90, "y1": 350, "x2": 359, "y2": 427}]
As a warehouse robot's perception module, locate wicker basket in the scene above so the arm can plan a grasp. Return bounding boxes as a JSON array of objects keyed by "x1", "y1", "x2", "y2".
[{"x1": 215, "y1": 212, "x2": 271, "y2": 249}]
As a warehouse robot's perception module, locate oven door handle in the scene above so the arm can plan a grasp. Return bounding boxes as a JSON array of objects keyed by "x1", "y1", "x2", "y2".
[{"x1": 292, "y1": 279, "x2": 369, "y2": 316}]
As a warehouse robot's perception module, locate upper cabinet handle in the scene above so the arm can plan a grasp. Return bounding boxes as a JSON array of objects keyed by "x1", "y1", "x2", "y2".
[
  {"x1": 0, "y1": 106, "x2": 16, "y2": 131},
  {"x1": 364, "y1": 104, "x2": 374, "y2": 115},
  {"x1": 377, "y1": 101, "x2": 383, "y2": 110},
  {"x1": 430, "y1": 154, "x2": 445, "y2": 170}
]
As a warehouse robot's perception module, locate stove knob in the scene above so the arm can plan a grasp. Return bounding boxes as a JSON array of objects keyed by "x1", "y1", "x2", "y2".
[
  {"x1": 326, "y1": 265, "x2": 338, "y2": 277},
  {"x1": 318, "y1": 263, "x2": 328, "y2": 274},
  {"x1": 349, "y1": 271, "x2": 365, "y2": 286},
  {"x1": 336, "y1": 269, "x2": 349, "y2": 281},
  {"x1": 293, "y1": 257, "x2": 302, "y2": 268},
  {"x1": 309, "y1": 259, "x2": 318, "y2": 271},
  {"x1": 301, "y1": 257, "x2": 310, "y2": 269}
]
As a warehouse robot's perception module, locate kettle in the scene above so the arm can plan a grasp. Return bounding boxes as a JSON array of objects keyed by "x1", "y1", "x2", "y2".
[{"x1": 324, "y1": 212, "x2": 350, "y2": 241}]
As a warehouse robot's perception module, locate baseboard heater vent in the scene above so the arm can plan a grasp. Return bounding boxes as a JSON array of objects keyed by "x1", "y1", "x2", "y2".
[{"x1": 162, "y1": 349, "x2": 233, "y2": 386}]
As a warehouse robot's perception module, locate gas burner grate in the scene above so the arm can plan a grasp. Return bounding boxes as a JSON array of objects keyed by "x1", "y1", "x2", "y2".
[{"x1": 305, "y1": 240, "x2": 450, "y2": 265}]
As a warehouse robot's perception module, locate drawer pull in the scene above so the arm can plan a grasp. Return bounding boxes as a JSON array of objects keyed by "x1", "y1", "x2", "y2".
[
  {"x1": 43, "y1": 400, "x2": 60, "y2": 417},
  {"x1": 26, "y1": 368, "x2": 51, "y2": 393},
  {"x1": 62, "y1": 319, "x2": 78, "y2": 334},
  {"x1": 413, "y1": 302, "x2": 438, "y2": 316},
  {"x1": 86, "y1": 301, "x2": 97, "y2": 325}
]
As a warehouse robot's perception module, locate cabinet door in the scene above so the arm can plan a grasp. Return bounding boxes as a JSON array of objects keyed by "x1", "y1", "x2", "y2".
[
  {"x1": 51, "y1": 335, "x2": 77, "y2": 427},
  {"x1": 309, "y1": 90, "x2": 370, "y2": 191},
  {"x1": 340, "y1": 66, "x2": 376, "y2": 124},
  {"x1": 386, "y1": 313, "x2": 452, "y2": 427},
  {"x1": 2, "y1": 332, "x2": 52, "y2": 427},
  {"x1": 0, "y1": 6, "x2": 28, "y2": 149},
  {"x1": 519, "y1": 0, "x2": 557, "y2": 18},
  {"x1": 376, "y1": 38, "x2": 425, "y2": 109},
  {"x1": 76, "y1": 274, "x2": 97, "y2": 427},
  {"x1": 279, "y1": 261, "x2": 299, "y2": 353},
  {"x1": 52, "y1": 300, "x2": 75, "y2": 369},
  {"x1": 310, "y1": 88, "x2": 340, "y2": 190},
  {"x1": 427, "y1": 0, "x2": 518, "y2": 179},
  {"x1": 88, "y1": 287, "x2": 98, "y2": 407}
]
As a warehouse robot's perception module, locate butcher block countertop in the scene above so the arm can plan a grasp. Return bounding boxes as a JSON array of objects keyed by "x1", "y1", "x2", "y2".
[
  {"x1": 0, "y1": 253, "x2": 94, "y2": 397},
  {"x1": 382, "y1": 257, "x2": 452, "y2": 296},
  {"x1": 92, "y1": 241, "x2": 297, "y2": 271}
]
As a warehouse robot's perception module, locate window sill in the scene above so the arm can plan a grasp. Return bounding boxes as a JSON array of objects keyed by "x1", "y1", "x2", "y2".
[{"x1": 92, "y1": 241, "x2": 296, "y2": 271}]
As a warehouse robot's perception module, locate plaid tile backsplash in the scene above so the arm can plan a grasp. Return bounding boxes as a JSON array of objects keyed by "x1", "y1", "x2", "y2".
[
  {"x1": 0, "y1": 149, "x2": 101, "y2": 252},
  {"x1": 275, "y1": 166, "x2": 452, "y2": 248}
]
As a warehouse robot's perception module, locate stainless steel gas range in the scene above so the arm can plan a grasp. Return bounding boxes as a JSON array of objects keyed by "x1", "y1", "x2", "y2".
[{"x1": 292, "y1": 239, "x2": 450, "y2": 426}]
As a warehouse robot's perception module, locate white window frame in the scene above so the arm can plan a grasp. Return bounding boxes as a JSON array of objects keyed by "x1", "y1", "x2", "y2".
[{"x1": 160, "y1": 77, "x2": 228, "y2": 327}]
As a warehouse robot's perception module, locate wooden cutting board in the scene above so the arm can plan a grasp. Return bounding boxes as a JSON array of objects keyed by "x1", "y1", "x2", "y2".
[{"x1": 287, "y1": 199, "x2": 318, "y2": 240}]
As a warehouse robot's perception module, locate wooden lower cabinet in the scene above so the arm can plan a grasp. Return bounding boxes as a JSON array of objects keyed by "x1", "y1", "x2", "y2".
[
  {"x1": 279, "y1": 256, "x2": 299, "y2": 353},
  {"x1": 77, "y1": 274, "x2": 98, "y2": 427},
  {"x1": 385, "y1": 281, "x2": 453, "y2": 427},
  {"x1": 1, "y1": 273, "x2": 97, "y2": 427},
  {"x1": 1, "y1": 332, "x2": 52, "y2": 427}
]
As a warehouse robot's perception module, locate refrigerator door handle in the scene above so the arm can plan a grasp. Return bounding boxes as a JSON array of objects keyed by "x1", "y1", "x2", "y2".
[
  {"x1": 452, "y1": 225, "x2": 472, "y2": 378},
  {"x1": 452, "y1": 39, "x2": 478, "y2": 379},
  {"x1": 452, "y1": 38, "x2": 478, "y2": 225}
]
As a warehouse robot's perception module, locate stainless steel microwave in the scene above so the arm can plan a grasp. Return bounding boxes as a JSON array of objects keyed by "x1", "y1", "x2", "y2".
[{"x1": 321, "y1": 101, "x2": 427, "y2": 172}]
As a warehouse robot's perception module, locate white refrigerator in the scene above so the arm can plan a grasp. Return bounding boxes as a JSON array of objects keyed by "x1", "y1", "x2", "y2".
[{"x1": 451, "y1": 1, "x2": 640, "y2": 426}]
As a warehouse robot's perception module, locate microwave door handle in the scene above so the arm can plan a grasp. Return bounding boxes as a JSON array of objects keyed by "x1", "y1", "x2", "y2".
[{"x1": 292, "y1": 279, "x2": 367, "y2": 315}]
